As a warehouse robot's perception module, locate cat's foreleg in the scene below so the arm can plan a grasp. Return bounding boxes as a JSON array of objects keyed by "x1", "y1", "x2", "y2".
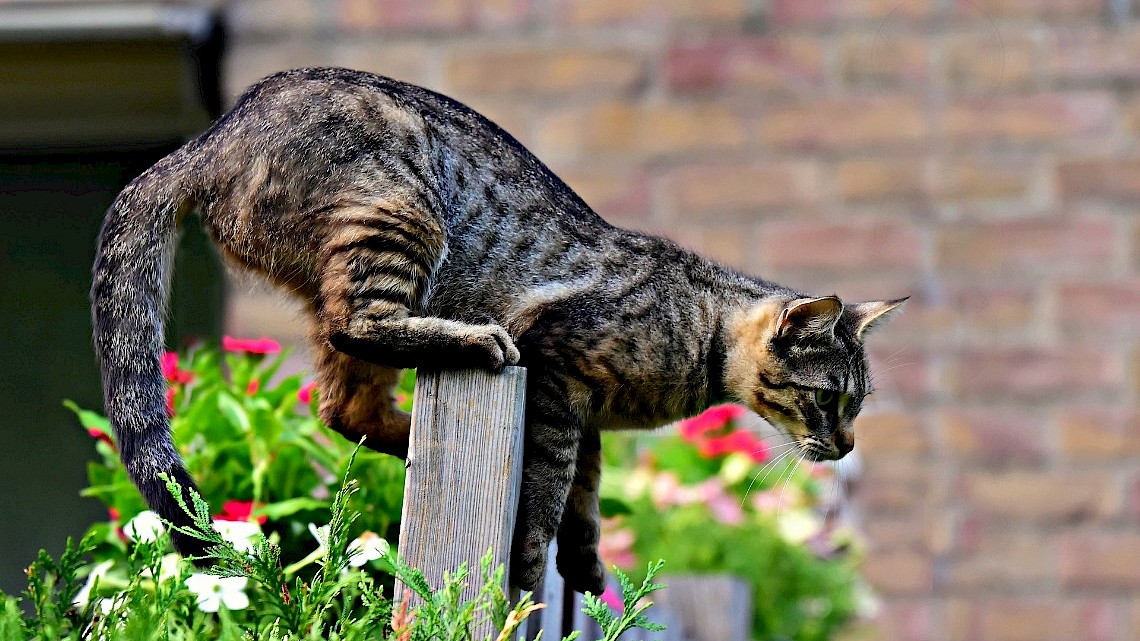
[
  {"x1": 316, "y1": 203, "x2": 519, "y2": 371},
  {"x1": 512, "y1": 378, "x2": 581, "y2": 591},
  {"x1": 555, "y1": 425, "x2": 606, "y2": 594}
]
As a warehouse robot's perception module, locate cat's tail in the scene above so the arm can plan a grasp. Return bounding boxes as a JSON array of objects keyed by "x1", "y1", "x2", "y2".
[{"x1": 90, "y1": 143, "x2": 209, "y2": 558}]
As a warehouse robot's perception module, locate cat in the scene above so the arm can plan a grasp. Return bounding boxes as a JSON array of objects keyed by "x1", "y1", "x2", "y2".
[{"x1": 91, "y1": 67, "x2": 904, "y2": 595}]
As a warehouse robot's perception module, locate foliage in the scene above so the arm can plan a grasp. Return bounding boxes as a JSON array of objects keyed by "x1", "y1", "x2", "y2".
[{"x1": 599, "y1": 405, "x2": 877, "y2": 641}]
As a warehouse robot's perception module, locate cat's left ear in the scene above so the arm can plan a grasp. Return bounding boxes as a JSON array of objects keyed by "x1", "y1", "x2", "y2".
[{"x1": 849, "y1": 297, "x2": 908, "y2": 338}]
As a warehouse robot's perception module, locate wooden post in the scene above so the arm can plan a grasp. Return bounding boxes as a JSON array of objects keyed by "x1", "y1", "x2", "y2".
[
  {"x1": 396, "y1": 366, "x2": 527, "y2": 620},
  {"x1": 653, "y1": 575, "x2": 752, "y2": 641}
]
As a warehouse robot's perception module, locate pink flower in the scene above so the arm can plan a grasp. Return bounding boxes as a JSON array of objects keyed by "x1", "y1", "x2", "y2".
[
  {"x1": 246, "y1": 379, "x2": 260, "y2": 396},
  {"x1": 298, "y1": 382, "x2": 317, "y2": 404},
  {"x1": 599, "y1": 526, "x2": 636, "y2": 569},
  {"x1": 698, "y1": 480, "x2": 745, "y2": 525},
  {"x1": 161, "y1": 351, "x2": 193, "y2": 384},
  {"x1": 598, "y1": 585, "x2": 624, "y2": 612},
  {"x1": 222, "y1": 336, "x2": 281, "y2": 355},
  {"x1": 699, "y1": 430, "x2": 769, "y2": 462},
  {"x1": 215, "y1": 500, "x2": 267, "y2": 525},
  {"x1": 678, "y1": 404, "x2": 746, "y2": 441}
]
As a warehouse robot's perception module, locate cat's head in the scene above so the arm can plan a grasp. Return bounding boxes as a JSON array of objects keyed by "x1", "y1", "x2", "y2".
[{"x1": 724, "y1": 295, "x2": 905, "y2": 461}]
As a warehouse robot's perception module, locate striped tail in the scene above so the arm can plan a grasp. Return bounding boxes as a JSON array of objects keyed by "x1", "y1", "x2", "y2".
[{"x1": 90, "y1": 147, "x2": 209, "y2": 558}]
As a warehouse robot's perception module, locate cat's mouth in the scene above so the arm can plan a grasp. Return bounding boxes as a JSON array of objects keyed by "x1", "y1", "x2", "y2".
[{"x1": 791, "y1": 435, "x2": 845, "y2": 462}]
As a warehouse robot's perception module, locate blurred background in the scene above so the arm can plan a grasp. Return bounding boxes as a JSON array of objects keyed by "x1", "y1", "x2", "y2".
[{"x1": 1, "y1": 0, "x2": 1137, "y2": 639}]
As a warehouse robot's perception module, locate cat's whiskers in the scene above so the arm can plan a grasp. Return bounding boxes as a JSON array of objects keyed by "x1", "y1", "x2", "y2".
[
  {"x1": 741, "y1": 445, "x2": 800, "y2": 506},
  {"x1": 774, "y1": 451, "x2": 803, "y2": 525}
]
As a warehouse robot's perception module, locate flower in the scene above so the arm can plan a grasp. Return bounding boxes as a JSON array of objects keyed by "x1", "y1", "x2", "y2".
[
  {"x1": 72, "y1": 560, "x2": 115, "y2": 608},
  {"x1": 347, "y1": 531, "x2": 389, "y2": 567},
  {"x1": 298, "y1": 381, "x2": 317, "y2": 404},
  {"x1": 698, "y1": 479, "x2": 745, "y2": 526},
  {"x1": 213, "y1": 520, "x2": 262, "y2": 554},
  {"x1": 165, "y1": 387, "x2": 178, "y2": 417},
  {"x1": 598, "y1": 585, "x2": 624, "y2": 612},
  {"x1": 699, "y1": 430, "x2": 769, "y2": 463},
  {"x1": 245, "y1": 379, "x2": 260, "y2": 395},
  {"x1": 185, "y1": 574, "x2": 250, "y2": 612},
  {"x1": 678, "y1": 404, "x2": 746, "y2": 441},
  {"x1": 598, "y1": 523, "x2": 636, "y2": 569},
  {"x1": 86, "y1": 427, "x2": 114, "y2": 449},
  {"x1": 216, "y1": 500, "x2": 266, "y2": 525},
  {"x1": 309, "y1": 522, "x2": 331, "y2": 554},
  {"x1": 223, "y1": 335, "x2": 281, "y2": 355},
  {"x1": 123, "y1": 510, "x2": 165, "y2": 543},
  {"x1": 161, "y1": 351, "x2": 193, "y2": 384},
  {"x1": 776, "y1": 509, "x2": 823, "y2": 545}
]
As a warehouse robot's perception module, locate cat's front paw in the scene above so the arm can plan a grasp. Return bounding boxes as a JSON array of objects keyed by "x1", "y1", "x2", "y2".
[
  {"x1": 464, "y1": 324, "x2": 520, "y2": 371},
  {"x1": 557, "y1": 545, "x2": 606, "y2": 595}
]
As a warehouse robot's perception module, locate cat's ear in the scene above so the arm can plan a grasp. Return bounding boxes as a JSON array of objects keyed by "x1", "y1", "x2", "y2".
[
  {"x1": 849, "y1": 297, "x2": 908, "y2": 338},
  {"x1": 776, "y1": 296, "x2": 843, "y2": 339}
]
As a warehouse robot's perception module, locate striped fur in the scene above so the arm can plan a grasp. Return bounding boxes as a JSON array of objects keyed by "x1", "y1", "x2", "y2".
[{"x1": 91, "y1": 67, "x2": 903, "y2": 594}]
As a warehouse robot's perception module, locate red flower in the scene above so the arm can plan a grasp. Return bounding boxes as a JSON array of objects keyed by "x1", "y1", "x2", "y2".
[
  {"x1": 165, "y1": 387, "x2": 178, "y2": 417},
  {"x1": 216, "y1": 500, "x2": 267, "y2": 525},
  {"x1": 678, "y1": 404, "x2": 745, "y2": 441},
  {"x1": 298, "y1": 382, "x2": 317, "y2": 404},
  {"x1": 246, "y1": 379, "x2": 261, "y2": 396},
  {"x1": 86, "y1": 427, "x2": 115, "y2": 449},
  {"x1": 223, "y1": 335, "x2": 281, "y2": 355},
  {"x1": 107, "y1": 507, "x2": 120, "y2": 522},
  {"x1": 161, "y1": 351, "x2": 193, "y2": 384},
  {"x1": 699, "y1": 430, "x2": 769, "y2": 463}
]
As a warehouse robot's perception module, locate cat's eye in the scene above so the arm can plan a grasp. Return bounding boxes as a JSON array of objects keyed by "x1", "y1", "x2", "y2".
[{"x1": 814, "y1": 389, "x2": 836, "y2": 407}]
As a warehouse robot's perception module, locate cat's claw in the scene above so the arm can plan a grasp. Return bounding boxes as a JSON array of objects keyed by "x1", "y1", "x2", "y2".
[
  {"x1": 557, "y1": 547, "x2": 606, "y2": 595},
  {"x1": 471, "y1": 324, "x2": 520, "y2": 371}
]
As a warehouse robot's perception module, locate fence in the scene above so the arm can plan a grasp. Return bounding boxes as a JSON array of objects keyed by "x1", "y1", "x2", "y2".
[{"x1": 397, "y1": 367, "x2": 753, "y2": 641}]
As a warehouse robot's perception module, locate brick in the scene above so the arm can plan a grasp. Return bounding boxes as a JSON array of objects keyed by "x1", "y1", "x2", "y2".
[
  {"x1": 334, "y1": 0, "x2": 531, "y2": 33},
  {"x1": 942, "y1": 532, "x2": 1057, "y2": 591},
  {"x1": 953, "y1": 0, "x2": 1104, "y2": 19},
  {"x1": 936, "y1": 216, "x2": 1116, "y2": 275},
  {"x1": 860, "y1": 459, "x2": 930, "y2": 513},
  {"x1": 842, "y1": 0, "x2": 935, "y2": 20},
  {"x1": 867, "y1": 346, "x2": 935, "y2": 405},
  {"x1": 1048, "y1": 28, "x2": 1140, "y2": 85},
  {"x1": 758, "y1": 217, "x2": 922, "y2": 271},
  {"x1": 862, "y1": 550, "x2": 932, "y2": 595},
  {"x1": 973, "y1": 599, "x2": 1083, "y2": 641},
  {"x1": 942, "y1": 408, "x2": 1048, "y2": 465},
  {"x1": 836, "y1": 158, "x2": 926, "y2": 202},
  {"x1": 224, "y1": 40, "x2": 317, "y2": 99},
  {"x1": 840, "y1": 34, "x2": 928, "y2": 90},
  {"x1": 1058, "y1": 158, "x2": 1140, "y2": 202},
  {"x1": 946, "y1": 93, "x2": 1115, "y2": 146},
  {"x1": 933, "y1": 156, "x2": 1033, "y2": 201},
  {"x1": 864, "y1": 515, "x2": 930, "y2": 552},
  {"x1": 556, "y1": 0, "x2": 747, "y2": 27},
  {"x1": 664, "y1": 162, "x2": 820, "y2": 218},
  {"x1": 1058, "y1": 280, "x2": 1140, "y2": 338},
  {"x1": 948, "y1": 285, "x2": 1037, "y2": 333},
  {"x1": 945, "y1": 30, "x2": 1040, "y2": 93},
  {"x1": 665, "y1": 37, "x2": 824, "y2": 95},
  {"x1": 960, "y1": 470, "x2": 1114, "y2": 523},
  {"x1": 536, "y1": 102, "x2": 748, "y2": 161},
  {"x1": 1063, "y1": 533, "x2": 1140, "y2": 589},
  {"x1": 856, "y1": 411, "x2": 928, "y2": 457},
  {"x1": 760, "y1": 96, "x2": 927, "y2": 152},
  {"x1": 1060, "y1": 408, "x2": 1140, "y2": 459},
  {"x1": 667, "y1": 223, "x2": 752, "y2": 272},
  {"x1": 324, "y1": 41, "x2": 437, "y2": 88},
  {"x1": 444, "y1": 48, "x2": 644, "y2": 96},
  {"x1": 947, "y1": 347, "x2": 1121, "y2": 402},
  {"x1": 227, "y1": 0, "x2": 318, "y2": 34},
  {"x1": 558, "y1": 168, "x2": 650, "y2": 223}
]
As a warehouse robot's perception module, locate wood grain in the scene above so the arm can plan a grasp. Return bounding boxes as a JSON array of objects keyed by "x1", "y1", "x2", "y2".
[{"x1": 396, "y1": 366, "x2": 527, "y2": 626}]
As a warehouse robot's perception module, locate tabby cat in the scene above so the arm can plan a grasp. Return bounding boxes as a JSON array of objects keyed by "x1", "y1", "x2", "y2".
[{"x1": 91, "y1": 67, "x2": 904, "y2": 594}]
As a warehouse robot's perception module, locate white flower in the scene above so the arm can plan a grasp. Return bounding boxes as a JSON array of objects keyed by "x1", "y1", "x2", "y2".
[
  {"x1": 213, "y1": 520, "x2": 262, "y2": 554},
  {"x1": 347, "y1": 532, "x2": 389, "y2": 567},
  {"x1": 123, "y1": 511, "x2": 165, "y2": 543},
  {"x1": 72, "y1": 560, "x2": 115, "y2": 608},
  {"x1": 308, "y1": 522, "x2": 330, "y2": 555},
  {"x1": 185, "y1": 574, "x2": 250, "y2": 612},
  {"x1": 777, "y1": 509, "x2": 823, "y2": 545},
  {"x1": 140, "y1": 554, "x2": 184, "y2": 583}
]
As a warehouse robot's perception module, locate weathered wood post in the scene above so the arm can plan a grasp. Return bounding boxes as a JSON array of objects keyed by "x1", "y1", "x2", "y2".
[{"x1": 396, "y1": 366, "x2": 527, "y2": 630}]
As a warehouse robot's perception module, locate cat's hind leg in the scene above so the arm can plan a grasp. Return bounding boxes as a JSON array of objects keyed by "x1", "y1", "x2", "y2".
[
  {"x1": 316, "y1": 199, "x2": 519, "y2": 371},
  {"x1": 310, "y1": 336, "x2": 411, "y2": 458}
]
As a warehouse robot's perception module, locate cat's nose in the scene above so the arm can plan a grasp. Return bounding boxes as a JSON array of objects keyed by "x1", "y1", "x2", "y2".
[{"x1": 833, "y1": 428, "x2": 854, "y2": 456}]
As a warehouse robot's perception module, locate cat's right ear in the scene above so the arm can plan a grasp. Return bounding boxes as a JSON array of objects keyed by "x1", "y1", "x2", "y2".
[
  {"x1": 776, "y1": 296, "x2": 843, "y2": 340},
  {"x1": 849, "y1": 297, "x2": 908, "y2": 338}
]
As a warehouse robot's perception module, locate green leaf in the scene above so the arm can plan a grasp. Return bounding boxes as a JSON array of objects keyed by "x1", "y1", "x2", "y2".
[
  {"x1": 256, "y1": 498, "x2": 328, "y2": 520},
  {"x1": 217, "y1": 391, "x2": 252, "y2": 433},
  {"x1": 598, "y1": 497, "x2": 632, "y2": 518},
  {"x1": 63, "y1": 399, "x2": 111, "y2": 434}
]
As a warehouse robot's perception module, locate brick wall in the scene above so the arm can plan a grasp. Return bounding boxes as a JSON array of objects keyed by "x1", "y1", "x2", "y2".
[{"x1": 219, "y1": 2, "x2": 1140, "y2": 639}]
